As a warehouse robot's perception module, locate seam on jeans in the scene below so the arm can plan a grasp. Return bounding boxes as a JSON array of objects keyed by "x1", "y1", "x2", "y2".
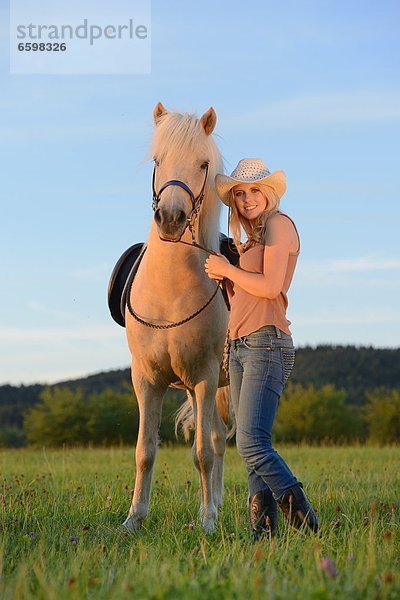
[
  {"x1": 242, "y1": 334, "x2": 294, "y2": 351},
  {"x1": 280, "y1": 348, "x2": 295, "y2": 385},
  {"x1": 243, "y1": 333, "x2": 273, "y2": 350},
  {"x1": 253, "y1": 351, "x2": 272, "y2": 428},
  {"x1": 243, "y1": 341, "x2": 273, "y2": 350}
]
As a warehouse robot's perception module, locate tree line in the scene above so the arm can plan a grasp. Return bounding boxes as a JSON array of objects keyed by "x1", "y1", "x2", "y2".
[
  {"x1": 1, "y1": 345, "x2": 399, "y2": 447},
  {"x1": 14, "y1": 383, "x2": 400, "y2": 447}
]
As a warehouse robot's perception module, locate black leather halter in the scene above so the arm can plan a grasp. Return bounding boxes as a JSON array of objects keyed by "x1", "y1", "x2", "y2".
[{"x1": 151, "y1": 163, "x2": 209, "y2": 242}]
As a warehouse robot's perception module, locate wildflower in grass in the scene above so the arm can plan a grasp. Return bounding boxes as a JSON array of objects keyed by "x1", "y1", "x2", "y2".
[
  {"x1": 369, "y1": 500, "x2": 378, "y2": 516},
  {"x1": 320, "y1": 557, "x2": 338, "y2": 579},
  {"x1": 381, "y1": 530, "x2": 392, "y2": 540},
  {"x1": 330, "y1": 518, "x2": 341, "y2": 529},
  {"x1": 253, "y1": 545, "x2": 266, "y2": 561},
  {"x1": 381, "y1": 571, "x2": 395, "y2": 585}
]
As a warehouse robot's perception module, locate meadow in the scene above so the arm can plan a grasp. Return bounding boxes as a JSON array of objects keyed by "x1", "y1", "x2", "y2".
[{"x1": 1, "y1": 445, "x2": 399, "y2": 599}]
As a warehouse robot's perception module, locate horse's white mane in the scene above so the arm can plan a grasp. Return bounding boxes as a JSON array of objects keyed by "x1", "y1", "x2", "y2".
[{"x1": 151, "y1": 111, "x2": 223, "y2": 252}]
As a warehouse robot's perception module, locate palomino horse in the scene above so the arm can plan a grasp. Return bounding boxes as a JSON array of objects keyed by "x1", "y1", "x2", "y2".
[{"x1": 123, "y1": 103, "x2": 230, "y2": 534}]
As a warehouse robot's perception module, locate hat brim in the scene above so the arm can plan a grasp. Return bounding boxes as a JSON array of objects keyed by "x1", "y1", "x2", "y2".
[{"x1": 215, "y1": 170, "x2": 286, "y2": 206}]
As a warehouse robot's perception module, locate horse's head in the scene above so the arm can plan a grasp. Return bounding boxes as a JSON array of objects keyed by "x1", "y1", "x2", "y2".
[{"x1": 151, "y1": 102, "x2": 220, "y2": 243}]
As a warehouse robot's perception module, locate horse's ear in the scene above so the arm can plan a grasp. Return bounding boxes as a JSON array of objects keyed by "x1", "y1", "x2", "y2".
[
  {"x1": 153, "y1": 102, "x2": 168, "y2": 125},
  {"x1": 200, "y1": 107, "x2": 217, "y2": 136}
]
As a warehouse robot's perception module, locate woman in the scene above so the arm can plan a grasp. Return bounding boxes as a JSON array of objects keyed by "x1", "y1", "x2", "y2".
[{"x1": 205, "y1": 158, "x2": 319, "y2": 541}]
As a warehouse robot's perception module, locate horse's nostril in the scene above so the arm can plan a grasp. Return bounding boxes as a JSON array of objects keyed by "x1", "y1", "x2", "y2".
[
  {"x1": 176, "y1": 210, "x2": 187, "y2": 225},
  {"x1": 154, "y1": 208, "x2": 162, "y2": 224}
]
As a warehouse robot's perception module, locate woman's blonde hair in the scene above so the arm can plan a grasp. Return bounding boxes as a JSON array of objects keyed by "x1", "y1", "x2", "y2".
[{"x1": 229, "y1": 184, "x2": 281, "y2": 253}]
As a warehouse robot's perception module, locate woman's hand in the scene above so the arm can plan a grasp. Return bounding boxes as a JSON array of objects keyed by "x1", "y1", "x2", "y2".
[{"x1": 204, "y1": 254, "x2": 231, "y2": 281}]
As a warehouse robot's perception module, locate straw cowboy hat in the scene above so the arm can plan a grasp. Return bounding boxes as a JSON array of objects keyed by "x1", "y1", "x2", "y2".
[{"x1": 215, "y1": 158, "x2": 286, "y2": 206}]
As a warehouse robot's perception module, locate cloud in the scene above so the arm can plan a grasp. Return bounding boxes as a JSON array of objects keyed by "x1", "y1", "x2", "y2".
[
  {"x1": 0, "y1": 121, "x2": 151, "y2": 144},
  {"x1": 220, "y1": 90, "x2": 400, "y2": 132},
  {"x1": 0, "y1": 323, "x2": 128, "y2": 384},
  {"x1": 295, "y1": 309, "x2": 400, "y2": 326},
  {"x1": 69, "y1": 262, "x2": 111, "y2": 282},
  {"x1": 327, "y1": 257, "x2": 400, "y2": 272},
  {"x1": 26, "y1": 301, "x2": 84, "y2": 322},
  {"x1": 297, "y1": 254, "x2": 400, "y2": 280},
  {"x1": 0, "y1": 324, "x2": 121, "y2": 344}
]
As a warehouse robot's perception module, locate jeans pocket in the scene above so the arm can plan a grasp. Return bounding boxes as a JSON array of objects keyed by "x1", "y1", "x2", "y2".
[
  {"x1": 281, "y1": 348, "x2": 295, "y2": 385},
  {"x1": 243, "y1": 335, "x2": 272, "y2": 350}
]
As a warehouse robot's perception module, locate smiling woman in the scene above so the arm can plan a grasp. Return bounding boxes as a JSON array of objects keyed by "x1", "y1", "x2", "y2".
[
  {"x1": 232, "y1": 184, "x2": 268, "y2": 220},
  {"x1": 204, "y1": 157, "x2": 318, "y2": 542}
]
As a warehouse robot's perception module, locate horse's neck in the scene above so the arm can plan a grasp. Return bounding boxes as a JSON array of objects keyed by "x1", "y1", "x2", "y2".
[{"x1": 145, "y1": 222, "x2": 205, "y2": 277}]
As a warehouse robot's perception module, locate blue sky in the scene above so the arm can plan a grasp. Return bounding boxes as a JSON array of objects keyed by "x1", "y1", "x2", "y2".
[{"x1": 1, "y1": 0, "x2": 399, "y2": 385}]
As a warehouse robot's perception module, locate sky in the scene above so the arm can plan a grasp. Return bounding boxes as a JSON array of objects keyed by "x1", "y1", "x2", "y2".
[{"x1": 0, "y1": 0, "x2": 399, "y2": 385}]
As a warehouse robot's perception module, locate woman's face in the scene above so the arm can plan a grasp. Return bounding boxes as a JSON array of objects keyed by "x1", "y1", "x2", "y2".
[{"x1": 232, "y1": 183, "x2": 267, "y2": 222}]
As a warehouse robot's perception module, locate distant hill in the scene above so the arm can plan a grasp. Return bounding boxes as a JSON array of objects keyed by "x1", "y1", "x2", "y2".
[
  {"x1": 1, "y1": 345, "x2": 399, "y2": 446},
  {"x1": 0, "y1": 368, "x2": 132, "y2": 429},
  {"x1": 289, "y1": 345, "x2": 399, "y2": 404}
]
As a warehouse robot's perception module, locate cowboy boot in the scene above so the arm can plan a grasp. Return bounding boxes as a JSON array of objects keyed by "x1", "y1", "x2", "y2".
[
  {"x1": 250, "y1": 488, "x2": 279, "y2": 542},
  {"x1": 278, "y1": 484, "x2": 319, "y2": 533}
]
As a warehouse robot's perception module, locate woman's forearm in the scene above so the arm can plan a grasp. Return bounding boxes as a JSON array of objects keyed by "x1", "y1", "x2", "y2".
[{"x1": 225, "y1": 264, "x2": 281, "y2": 299}]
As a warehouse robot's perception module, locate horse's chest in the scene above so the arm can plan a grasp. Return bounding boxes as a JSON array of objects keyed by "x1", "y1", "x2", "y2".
[{"x1": 129, "y1": 326, "x2": 210, "y2": 381}]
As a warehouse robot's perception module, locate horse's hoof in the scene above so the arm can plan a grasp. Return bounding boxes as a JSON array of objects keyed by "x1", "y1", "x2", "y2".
[
  {"x1": 213, "y1": 496, "x2": 223, "y2": 510},
  {"x1": 122, "y1": 515, "x2": 143, "y2": 533},
  {"x1": 202, "y1": 516, "x2": 217, "y2": 534}
]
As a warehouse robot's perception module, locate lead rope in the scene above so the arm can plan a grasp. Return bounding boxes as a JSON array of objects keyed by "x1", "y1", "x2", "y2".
[
  {"x1": 126, "y1": 237, "x2": 223, "y2": 329},
  {"x1": 221, "y1": 202, "x2": 234, "y2": 379},
  {"x1": 126, "y1": 278, "x2": 220, "y2": 330}
]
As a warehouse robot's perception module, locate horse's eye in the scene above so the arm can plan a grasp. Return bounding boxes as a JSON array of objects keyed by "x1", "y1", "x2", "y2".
[{"x1": 201, "y1": 161, "x2": 209, "y2": 170}]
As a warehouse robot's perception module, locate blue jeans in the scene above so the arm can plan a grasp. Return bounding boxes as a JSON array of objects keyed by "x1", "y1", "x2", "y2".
[{"x1": 229, "y1": 325, "x2": 299, "y2": 501}]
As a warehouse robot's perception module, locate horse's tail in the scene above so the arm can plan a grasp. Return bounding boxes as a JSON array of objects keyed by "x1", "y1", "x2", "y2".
[
  {"x1": 216, "y1": 386, "x2": 236, "y2": 439},
  {"x1": 174, "y1": 386, "x2": 236, "y2": 442},
  {"x1": 174, "y1": 390, "x2": 195, "y2": 442}
]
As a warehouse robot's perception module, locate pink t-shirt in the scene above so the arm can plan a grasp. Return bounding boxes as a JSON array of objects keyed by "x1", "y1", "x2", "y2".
[{"x1": 227, "y1": 213, "x2": 300, "y2": 339}]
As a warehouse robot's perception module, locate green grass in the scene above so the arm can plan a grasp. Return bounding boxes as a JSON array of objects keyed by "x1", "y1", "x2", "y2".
[{"x1": 1, "y1": 445, "x2": 399, "y2": 599}]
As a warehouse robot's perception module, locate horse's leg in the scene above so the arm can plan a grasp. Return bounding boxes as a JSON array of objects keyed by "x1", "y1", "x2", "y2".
[
  {"x1": 193, "y1": 370, "x2": 219, "y2": 533},
  {"x1": 211, "y1": 387, "x2": 228, "y2": 509},
  {"x1": 123, "y1": 371, "x2": 166, "y2": 532},
  {"x1": 190, "y1": 392, "x2": 201, "y2": 500}
]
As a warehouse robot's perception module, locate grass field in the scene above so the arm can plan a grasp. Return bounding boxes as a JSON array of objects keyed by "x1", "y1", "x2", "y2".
[{"x1": 1, "y1": 445, "x2": 399, "y2": 599}]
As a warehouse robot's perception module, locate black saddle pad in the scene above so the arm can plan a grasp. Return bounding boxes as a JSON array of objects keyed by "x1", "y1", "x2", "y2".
[
  {"x1": 108, "y1": 234, "x2": 238, "y2": 327},
  {"x1": 219, "y1": 233, "x2": 239, "y2": 266},
  {"x1": 108, "y1": 243, "x2": 145, "y2": 327}
]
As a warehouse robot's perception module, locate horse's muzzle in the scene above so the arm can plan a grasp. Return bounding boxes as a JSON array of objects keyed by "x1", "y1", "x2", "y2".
[{"x1": 154, "y1": 207, "x2": 188, "y2": 241}]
